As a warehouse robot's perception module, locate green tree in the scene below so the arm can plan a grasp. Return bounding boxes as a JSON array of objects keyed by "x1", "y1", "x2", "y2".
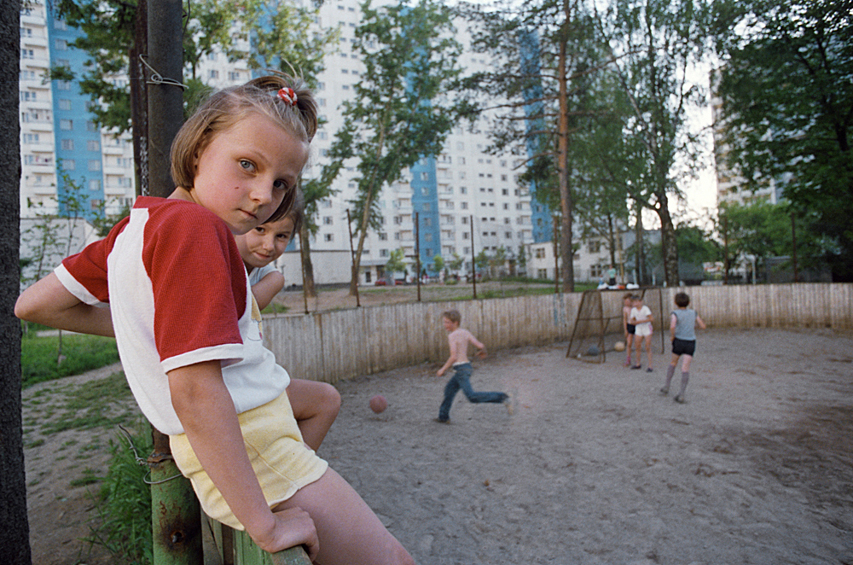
[
  {"x1": 449, "y1": 252, "x2": 465, "y2": 274},
  {"x1": 719, "y1": 200, "x2": 793, "y2": 279},
  {"x1": 676, "y1": 222, "x2": 720, "y2": 266},
  {"x1": 432, "y1": 253, "x2": 445, "y2": 275},
  {"x1": 242, "y1": 0, "x2": 338, "y2": 83},
  {"x1": 516, "y1": 243, "x2": 527, "y2": 274},
  {"x1": 384, "y1": 247, "x2": 407, "y2": 276},
  {"x1": 461, "y1": 0, "x2": 608, "y2": 292},
  {"x1": 712, "y1": 0, "x2": 853, "y2": 281},
  {"x1": 239, "y1": 1, "x2": 339, "y2": 299},
  {"x1": 489, "y1": 245, "x2": 508, "y2": 278},
  {"x1": 597, "y1": 0, "x2": 712, "y2": 286},
  {"x1": 475, "y1": 249, "x2": 490, "y2": 276},
  {"x1": 324, "y1": 0, "x2": 463, "y2": 295}
]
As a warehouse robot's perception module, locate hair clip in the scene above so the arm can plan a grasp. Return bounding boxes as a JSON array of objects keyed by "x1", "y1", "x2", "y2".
[{"x1": 277, "y1": 87, "x2": 297, "y2": 106}]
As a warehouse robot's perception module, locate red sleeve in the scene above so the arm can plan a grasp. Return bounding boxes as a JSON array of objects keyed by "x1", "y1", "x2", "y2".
[
  {"x1": 143, "y1": 203, "x2": 247, "y2": 363},
  {"x1": 61, "y1": 216, "x2": 130, "y2": 303}
]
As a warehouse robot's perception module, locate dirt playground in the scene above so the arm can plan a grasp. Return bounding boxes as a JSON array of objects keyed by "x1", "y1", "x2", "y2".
[{"x1": 23, "y1": 326, "x2": 853, "y2": 564}]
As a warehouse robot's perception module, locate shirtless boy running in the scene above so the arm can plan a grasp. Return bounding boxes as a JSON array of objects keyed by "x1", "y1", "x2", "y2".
[{"x1": 435, "y1": 309, "x2": 512, "y2": 423}]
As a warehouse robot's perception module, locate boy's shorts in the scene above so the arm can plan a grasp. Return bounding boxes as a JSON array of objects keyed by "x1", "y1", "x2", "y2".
[
  {"x1": 626, "y1": 323, "x2": 636, "y2": 335},
  {"x1": 634, "y1": 323, "x2": 652, "y2": 337},
  {"x1": 170, "y1": 390, "x2": 328, "y2": 530},
  {"x1": 672, "y1": 338, "x2": 696, "y2": 356}
]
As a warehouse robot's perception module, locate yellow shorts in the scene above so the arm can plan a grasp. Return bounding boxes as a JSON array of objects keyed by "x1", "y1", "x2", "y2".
[{"x1": 169, "y1": 390, "x2": 328, "y2": 530}]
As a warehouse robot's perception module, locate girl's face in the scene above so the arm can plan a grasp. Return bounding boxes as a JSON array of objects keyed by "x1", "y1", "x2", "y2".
[
  {"x1": 237, "y1": 216, "x2": 296, "y2": 271},
  {"x1": 190, "y1": 114, "x2": 308, "y2": 235}
]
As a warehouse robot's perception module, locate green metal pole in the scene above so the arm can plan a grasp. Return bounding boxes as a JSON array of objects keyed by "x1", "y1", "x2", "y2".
[{"x1": 150, "y1": 429, "x2": 203, "y2": 564}]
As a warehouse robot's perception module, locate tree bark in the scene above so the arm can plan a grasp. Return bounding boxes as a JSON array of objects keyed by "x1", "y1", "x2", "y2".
[
  {"x1": 349, "y1": 114, "x2": 388, "y2": 296},
  {"x1": 557, "y1": 21, "x2": 575, "y2": 293},
  {"x1": 656, "y1": 199, "x2": 679, "y2": 286},
  {"x1": 298, "y1": 223, "x2": 317, "y2": 297},
  {"x1": 131, "y1": 0, "x2": 148, "y2": 196},
  {"x1": 1, "y1": 1, "x2": 32, "y2": 562}
]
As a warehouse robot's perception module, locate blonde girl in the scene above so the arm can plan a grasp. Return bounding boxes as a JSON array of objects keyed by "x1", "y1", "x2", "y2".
[{"x1": 16, "y1": 75, "x2": 413, "y2": 565}]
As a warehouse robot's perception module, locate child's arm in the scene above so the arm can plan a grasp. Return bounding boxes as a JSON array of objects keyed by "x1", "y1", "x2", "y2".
[
  {"x1": 670, "y1": 313, "x2": 677, "y2": 341},
  {"x1": 168, "y1": 361, "x2": 319, "y2": 557},
  {"x1": 695, "y1": 313, "x2": 707, "y2": 330},
  {"x1": 15, "y1": 273, "x2": 115, "y2": 337},
  {"x1": 468, "y1": 332, "x2": 487, "y2": 358},
  {"x1": 251, "y1": 271, "x2": 285, "y2": 310}
]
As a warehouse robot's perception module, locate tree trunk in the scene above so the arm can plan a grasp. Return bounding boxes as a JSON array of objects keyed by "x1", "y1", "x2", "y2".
[
  {"x1": 557, "y1": 28, "x2": 575, "y2": 293},
  {"x1": 349, "y1": 117, "x2": 387, "y2": 296},
  {"x1": 0, "y1": 1, "x2": 32, "y2": 562},
  {"x1": 656, "y1": 200, "x2": 679, "y2": 286},
  {"x1": 131, "y1": 0, "x2": 148, "y2": 196},
  {"x1": 635, "y1": 200, "x2": 646, "y2": 285},
  {"x1": 299, "y1": 223, "x2": 317, "y2": 297}
]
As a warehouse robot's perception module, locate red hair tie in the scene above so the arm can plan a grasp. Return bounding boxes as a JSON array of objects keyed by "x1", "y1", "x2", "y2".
[{"x1": 277, "y1": 87, "x2": 297, "y2": 106}]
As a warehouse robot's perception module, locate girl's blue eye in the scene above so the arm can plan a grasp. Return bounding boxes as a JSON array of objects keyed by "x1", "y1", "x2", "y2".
[{"x1": 240, "y1": 159, "x2": 255, "y2": 171}]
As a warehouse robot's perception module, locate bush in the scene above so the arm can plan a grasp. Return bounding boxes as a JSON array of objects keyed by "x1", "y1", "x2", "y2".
[{"x1": 21, "y1": 333, "x2": 120, "y2": 388}]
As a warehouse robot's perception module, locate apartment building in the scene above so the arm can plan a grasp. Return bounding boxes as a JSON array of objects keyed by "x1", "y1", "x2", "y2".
[
  {"x1": 20, "y1": 0, "x2": 137, "y2": 220},
  {"x1": 19, "y1": 0, "x2": 546, "y2": 286}
]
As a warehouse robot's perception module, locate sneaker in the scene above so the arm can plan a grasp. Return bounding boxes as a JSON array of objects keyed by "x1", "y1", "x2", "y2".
[
  {"x1": 631, "y1": 365, "x2": 642, "y2": 370},
  {"x1": 659, "y1": 387, "x2": 669, "y2": 396},
  {"x1": 434, "y1": 417, "x2": 450, "y2": 424},
  {"x1": 674, "y1": 395, "x2": 685, "y2": 404},
  {"x1": 503, "y1": 394, "x2": 514, "y2": 416},
  {"x1": 646, "y1": 367, "x2": 654, "y2": 373}
]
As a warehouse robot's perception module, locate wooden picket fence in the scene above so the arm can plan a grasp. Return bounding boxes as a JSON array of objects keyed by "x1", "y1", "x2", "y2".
[{"x1": 262, "y1": 283, "x2": 853, "y2": 385}]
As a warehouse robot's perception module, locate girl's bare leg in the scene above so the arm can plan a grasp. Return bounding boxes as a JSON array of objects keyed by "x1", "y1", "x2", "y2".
[
  {"x1": 287, "y1": 379, "x2": 341, "y2": 452},
  {"x1": 645, "y1": 335, "x2": 653, "y2": 368},
  {"x1": 274, "y1": 469, "x2": 414, "y2": 565},
  {"x1": 634, "y1": 338, "x2": 643, "y2": 367}
]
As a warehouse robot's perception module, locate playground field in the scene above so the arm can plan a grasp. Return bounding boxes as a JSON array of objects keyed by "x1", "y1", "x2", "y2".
[{"x1": 24, "y1": 327, "x2": 853, "y2": 564}]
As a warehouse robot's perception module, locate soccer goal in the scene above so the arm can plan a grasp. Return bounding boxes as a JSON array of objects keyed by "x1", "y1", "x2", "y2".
[{"x1": 566, "y1": 287, "x2": 665, "y2": 363}]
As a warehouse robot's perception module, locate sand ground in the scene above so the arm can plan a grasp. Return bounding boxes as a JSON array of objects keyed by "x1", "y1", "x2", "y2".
[{"x1": 24, "y1": 326, "x2": 853, "y2": 565}]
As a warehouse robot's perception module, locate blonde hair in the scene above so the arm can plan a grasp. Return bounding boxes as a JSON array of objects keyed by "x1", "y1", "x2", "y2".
[{"x1": 170, "y1": 74, "x2": 318, "y2": 223}]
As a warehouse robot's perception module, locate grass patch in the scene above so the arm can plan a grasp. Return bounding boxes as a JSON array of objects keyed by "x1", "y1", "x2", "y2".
[
  {"x1": 21, "y1": 333, "x2": 120, "y2": 388},
  {"x1": 35, "y1": 371, "x2": 135, "y2": 436},
  {"x1": 86, "y1": 421, "x2": 153, "y2": 565},
  {"x1": 262, "y1": 302, "x2": 290, "y2": 315},
  {"x1": 70, "y1": 468, "x2": 101, "y2": 488}
]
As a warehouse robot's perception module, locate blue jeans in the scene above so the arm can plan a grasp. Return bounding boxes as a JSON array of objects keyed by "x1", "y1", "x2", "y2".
[{"x1": 438, "y1": 363, "x2": 507, "y2": 421}]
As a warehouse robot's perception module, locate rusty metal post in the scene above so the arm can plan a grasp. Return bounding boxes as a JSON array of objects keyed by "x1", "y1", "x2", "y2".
[{"x1": 150, "y1": 429, "x2": 202, "y2": 564}]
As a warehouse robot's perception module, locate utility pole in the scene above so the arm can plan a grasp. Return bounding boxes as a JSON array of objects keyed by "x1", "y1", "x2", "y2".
[{"x1": 470, "y1": 215, "x2": 477, "y2": 299}]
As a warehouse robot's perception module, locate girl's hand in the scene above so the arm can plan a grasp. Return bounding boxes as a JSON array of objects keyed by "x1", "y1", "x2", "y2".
[
  {"x1": 250, "y1": 506, "x2": 319, "y2": 560},
  {"x1": 476, "y1": 348, "x2": 487, "y2": 359}
]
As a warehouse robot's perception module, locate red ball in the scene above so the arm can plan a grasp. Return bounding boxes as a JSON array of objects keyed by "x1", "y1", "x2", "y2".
[{"x1": 369, "y1": 394, "x2": 388, "y2": 414}]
